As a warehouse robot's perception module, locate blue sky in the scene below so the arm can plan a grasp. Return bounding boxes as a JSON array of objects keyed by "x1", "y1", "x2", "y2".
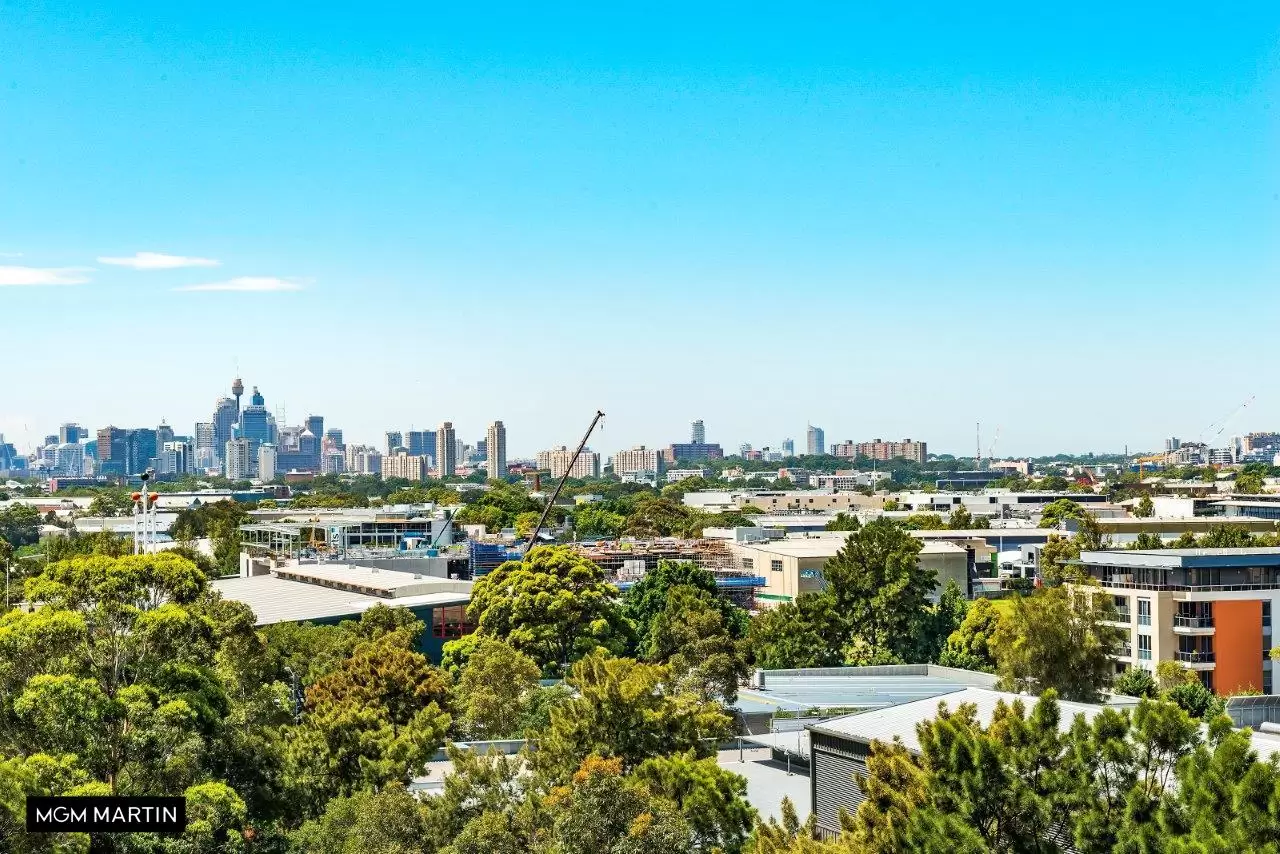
[{"x1": 2, "y1": 3, "x2": 1278, "y2": 458}]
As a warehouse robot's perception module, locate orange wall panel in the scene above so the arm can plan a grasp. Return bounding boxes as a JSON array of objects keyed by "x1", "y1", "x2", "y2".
[{"x1": 1214, "y1": 600, "x2": 1263, "y2": 696}]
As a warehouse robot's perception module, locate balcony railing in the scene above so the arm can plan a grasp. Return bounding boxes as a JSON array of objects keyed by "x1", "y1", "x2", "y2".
[
  {"x1": 1111, "y1": 609, "x2": 1132, "y2": 622},
  {"x1": 1176, "y1": 650, "x2": 1216, "y2": 664},
  {"x1": 1174, "y1": 615, "x2": 1215, "y2": 630},
  {"x1": 1118, "y1": 645, "x2": 1133, "y2": 658}
]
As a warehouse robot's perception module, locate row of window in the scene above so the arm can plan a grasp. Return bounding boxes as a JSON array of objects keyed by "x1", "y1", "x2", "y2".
[
  {"x1": 740, "y1": 558, "x2": 797, "y2": 573},
  {"x1": 1114, "y1": 595, "x2": 1153, "y2": 625}
]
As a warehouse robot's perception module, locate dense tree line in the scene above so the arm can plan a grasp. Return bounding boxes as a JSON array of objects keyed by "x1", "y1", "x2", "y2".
[{"x1": 2, "y1": 512, "x2": 1274, "y2": 852}]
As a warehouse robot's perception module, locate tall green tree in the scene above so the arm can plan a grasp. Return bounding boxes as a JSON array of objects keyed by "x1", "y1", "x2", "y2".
[
  {"x1": 468, "y1": 546, "x2": 635, "y2": 674},
  {"x1": 938, "y1": 597, "x2": 1002, "y2": 672},
  {"x1": 1039, "y1": 499, "x2": 1086, "y2": 529},
  {"x1": 821, "y1": 519, "x2": 932, "y2": 659},
  {"x1": 453, "y1": 637, "x2": 541, "y2": 740},
  {"x1": 287, "y1": 635, "x2": 452, "y2": 801},
  {"x1": 0, "y1": 504, "x2": 40, "y2": 548},
  {"x1": 989, "y1": 587, "x2": 1122, "y2": 702},
  {"x1": 747, "y1": 593, "x2": 844, "y2": 670},
  {"x1": 824, "y1": 513, "x2": 861, "y2": 532},
  {"x1": 633, "y1": 751, "x2": 755, "y2": 854},
  {"x1": 528, "y1": 652, "x2": 733, "y2": 782},
  {"x1": 646, "y1": 585, "x2": 750, "y2": 703},
  {"x1": 622, "y1": 561, "x2": 747, "y2": 654}
]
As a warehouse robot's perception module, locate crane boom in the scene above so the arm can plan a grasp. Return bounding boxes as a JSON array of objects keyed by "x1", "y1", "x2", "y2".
[
  {"x1": 1199, "y1": 395, "x2": 1256, "y2": 443},
  {"x1": 525, "y1": 410, "x2": 605, "y2": 551}
]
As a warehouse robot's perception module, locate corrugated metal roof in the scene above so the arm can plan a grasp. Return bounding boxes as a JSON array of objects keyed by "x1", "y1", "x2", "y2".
[
  {"x1": 211, "y1": 574, "x2": 469, "y2": 625},
  {"x1": 738, "y1": 673, "x2": 974, "y2": 713},
  {"x1": 810, "y1": 687, "x2": 1110, "y2": 754}
]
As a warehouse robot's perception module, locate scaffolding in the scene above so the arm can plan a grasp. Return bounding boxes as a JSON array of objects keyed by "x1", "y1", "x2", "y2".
[{"x1": 572, "y1": 539, "x2": 764, "y2": 610}]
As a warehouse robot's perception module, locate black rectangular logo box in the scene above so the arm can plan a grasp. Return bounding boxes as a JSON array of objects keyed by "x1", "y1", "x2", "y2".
[{"x1": 26, "y1": 797, "x2": 187, "y2": 833}]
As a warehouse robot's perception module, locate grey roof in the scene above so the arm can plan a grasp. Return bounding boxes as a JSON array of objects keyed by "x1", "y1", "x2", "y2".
[
  {"x1": 1080, "y1": 547, "x2": 1280, "y2": 569},
  {"x1": 810, "y1": 686, "x2": 1111, "y2": 754},
  {"x1": 211, "y1": 574, "x2": 470, "y2": 626},
  {"x1": 737, "y1": 666, "x2": 998, "y2": 713}
]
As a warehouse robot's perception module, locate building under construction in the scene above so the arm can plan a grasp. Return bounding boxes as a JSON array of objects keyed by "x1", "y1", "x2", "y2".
[{"x1": 571, "y1": 538, "x2": 766, "y2": 610}]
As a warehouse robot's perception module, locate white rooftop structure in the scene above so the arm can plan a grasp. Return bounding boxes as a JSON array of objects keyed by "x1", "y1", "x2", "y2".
[
  {"x1": 811, "y1": 686, "x2": 1126, "y2": 755},
  {"x1": 211, "y1": 573, "x2": 471, "y2": 626}
]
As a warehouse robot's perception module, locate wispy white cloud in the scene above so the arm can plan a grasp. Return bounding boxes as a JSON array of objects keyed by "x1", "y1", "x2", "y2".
[
  {"x1": 98, "y1": 251, "x2": 220, "y2": 270},
  {"x1": 0, "y1": 252, "x2": 24, "y2": 259},
  {"x1": 174, "y1": 276, "x2": 305, "y2": 293},
  {"x1": 0, "y1": 265, "x2": 93, "y2": 286}
]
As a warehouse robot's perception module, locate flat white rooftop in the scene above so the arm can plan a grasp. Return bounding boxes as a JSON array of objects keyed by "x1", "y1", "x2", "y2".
[
  {"x1": 212, "y1": 573, "x2": 471, "y2": 626},
  {"x1": 273, "y1": 562, "x2": 472, "y2": 598}
]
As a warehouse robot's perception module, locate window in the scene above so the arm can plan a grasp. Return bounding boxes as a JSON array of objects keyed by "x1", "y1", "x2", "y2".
[
  {"x1": 432, "y1": 605, "x2": 474, "y2": 639},
  {"x1": 1137, "y1": 634, "x2": 1152, "y2": 661},
  {"x1": 1137, "y1": 598, "x2": 1151, "y2": 626},
  {"x1": 741, "y1": 558, "x2": 754, "y2": 570},
  {"x1": 1265, "y1": 601, "x2": 1272, "y2": 629},
  {"x1": 771, "y1": 559, "x2": 783, "y2": 572}
]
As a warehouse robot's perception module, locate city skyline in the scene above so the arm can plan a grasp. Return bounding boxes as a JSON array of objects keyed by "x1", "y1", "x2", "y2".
[
  {"x1": 3, "y1": 376, "x2": 1274, "y2": 464},
  {"x1": 3, "y1": 4, "x2": 1277, "y2": 455}
]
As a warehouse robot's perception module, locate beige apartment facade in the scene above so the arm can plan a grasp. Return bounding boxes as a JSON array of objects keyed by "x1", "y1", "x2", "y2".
[{"x1": 1078, "y1": 548, "x2": 1280, "y2": 696}]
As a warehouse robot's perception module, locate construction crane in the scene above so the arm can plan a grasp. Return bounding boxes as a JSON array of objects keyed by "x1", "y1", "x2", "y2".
[
  {"x1": 1199, "y1": 395, "x2": 1256, "y2": 445},
  {"x1": 525, "y1": 410, "x2": 605, "y2": 551},
  {"x1": 987, "y1": 426, "x2": 1001, "y2": 464}
]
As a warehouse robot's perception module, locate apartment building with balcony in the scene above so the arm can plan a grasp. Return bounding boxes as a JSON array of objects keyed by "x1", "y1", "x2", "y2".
[{"x1": 1077, "y1": 548, "x2": 1280, "y2": 695}]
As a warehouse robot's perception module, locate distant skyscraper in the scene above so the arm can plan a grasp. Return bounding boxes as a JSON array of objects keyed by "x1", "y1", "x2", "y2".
[
  {"x1": 406, "y1": 430, "x2": 430, "y2": 457},
  {"x1": 212, "y1": 397, "x2": 238, "y2": 460},
  {"x1": 225, "y1": 438, "x2": 253, "y2": 480},
  {"x1": 258, "y1": 444, "x2": 277, "y2": 481},
  {"x1": 739, "y1": 443, "x2": 752, "y2": 457},
  {"x1": 386, "y1": 431, "x2": 404, "y2": 455},
  {"x1": 806, "y1": 425, "x2": 825, "y2": 457},
  {"x1": 194, "y1": 422, "x2": 216, "y2": 470},
  {"x1": 156, "y1": 421, "x2": 175, "y2": 446},
  {"x1": 691, "y1": 420, "x2": 706, "y2": 444},
  {"x1": 156, "y1": 440, "x2": 192, "y2": 476},
  {"x1": 487, "y1": 421, "x2": 507, "y2": 481},
  {"x1": 305, "y1": 415, "x2": 324, "y2": 440},
  {"x1": 231, "y1": 377, "x2": 244, "y2": 419},
  {"x1": 96, "y1": 427, "x2": 127, "y2": 475},
  {"x1": 782, "y1": 438, "x2": 795, "y2": 457},
  {"x1": 59, "y1": 423, "x2": 85, "y2": 445},
  {"x1": 125, "y1": 428, "x2": 158, "y2": 476},
  {"x1": 239, "y1": 387, "x2": 275, "y2": 463},
  {"x1": 323, "y1": 429, "x2": 344, "y2": 454},
  {"x1": 436, "y1": 422, "x2": 457, "y2": 477}
]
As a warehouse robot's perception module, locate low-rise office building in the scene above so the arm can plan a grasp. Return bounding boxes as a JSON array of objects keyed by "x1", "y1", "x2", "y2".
[
  {"x1": 684, "y1": 490, "x2": 884, "y2": 514},
  {"x1": 213, "y1": 563, "x2": 472, "y2": 660},
  {"x1": 727, "y1": 535, "x2": 968, "y2": 606},
  {"x1": 1076, "y1": 548, "x2": 1280, "y2": 695},
  {"x1": 895, "y1": 490, "x2": 1113, "y2": 519},
  {"x1": 666, "y1": 467, "x2": 711, "y2": 483},
  {"x1": 813, "y1": 471, "x2": 890, "y2": 490}
]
